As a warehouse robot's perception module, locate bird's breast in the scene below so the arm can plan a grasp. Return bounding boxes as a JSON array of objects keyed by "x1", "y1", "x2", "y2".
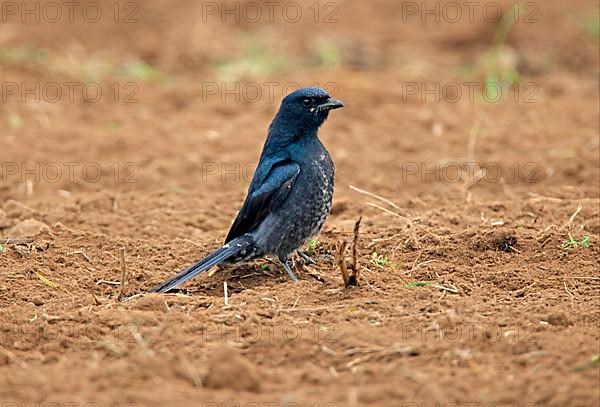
[{"x1": 294, "y1": 149, "x2": 334, "y2": 232}]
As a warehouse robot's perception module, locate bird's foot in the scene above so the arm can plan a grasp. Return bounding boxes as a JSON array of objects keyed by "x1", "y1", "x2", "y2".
[
  {"x1": 280, "y1": 260, "x2": 299, "y2": 282},
  {"x1": 297, "y1": 250, "x2": 316, "y2": 265}
]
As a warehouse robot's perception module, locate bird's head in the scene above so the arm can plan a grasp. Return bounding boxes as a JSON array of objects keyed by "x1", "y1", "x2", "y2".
[{"x1": 271, "y1": 88, "x2": 344, "y2": 135}]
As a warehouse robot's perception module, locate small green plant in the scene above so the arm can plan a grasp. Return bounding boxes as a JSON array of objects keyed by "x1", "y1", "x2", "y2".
[
  {"x1": 260, "y1": 264, "x2": 269, "y2": 271},
  {"x1": 214, "y1": 41, "x2": 287, "y2": 81},
  {"x1": 0, "y1": 46, "x2": 47, "y2": 66},
  {"x1": 460, "y1": 4, "x2": 522, "y2": 102},
  {"x1": 106, "y1": 121, "x2": 122, "y2": 132},
  {"x1": 314, "y1": 38, "x2": 341, "y2": 69},
  {"x1": 8, "y1": 114, "x2": 22, "y2": 129},
  {"x1": 370, "y1": 251, "x2": 388, "y2": 268},
  {"x1": 308, "y1": 239, "x2": 318, "y2": 256},
  {"x1": 577, "y1": 15, "x2": 600, "y2": 42},
  {"x1": 561, "y1": 235, "x2": 591, "y2": 249},
  {"x1": 122, "y1": 61, "x2": 168, "y2": 83},
  {"x1": 480, "y1": 10, "x2": 521, "y2": 89},
  {"x1": 0, "y1": 245, "x2": 5, "y2": 253}
]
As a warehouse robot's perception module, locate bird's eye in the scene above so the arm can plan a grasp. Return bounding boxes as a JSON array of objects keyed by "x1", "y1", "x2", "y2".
[{"x1": 302, "y1": 98, "x2": 311, "y2": 106}]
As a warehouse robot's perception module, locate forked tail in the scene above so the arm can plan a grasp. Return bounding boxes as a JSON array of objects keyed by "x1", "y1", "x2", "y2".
[{"x1": 150, "y1": 236, "x2": 253, "y2": 293}]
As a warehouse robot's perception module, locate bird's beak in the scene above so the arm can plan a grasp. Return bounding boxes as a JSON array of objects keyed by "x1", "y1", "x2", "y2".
[{"x1": 318, "y1": 97, "x2": 345, "y2": 111}]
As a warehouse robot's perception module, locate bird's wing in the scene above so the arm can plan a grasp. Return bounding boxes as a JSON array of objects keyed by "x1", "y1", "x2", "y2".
[{"x1": 225, "y1": 159, "x2": 300, "y2": 243}]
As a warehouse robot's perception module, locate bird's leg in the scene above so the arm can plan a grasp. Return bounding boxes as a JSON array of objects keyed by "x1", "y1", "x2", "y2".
[
  {"x1": 279, "y1": 259, "x2": 299, "y2": 282},
  {"x1": 297, "y1": 250, "x2": 316, "y2": 265}
]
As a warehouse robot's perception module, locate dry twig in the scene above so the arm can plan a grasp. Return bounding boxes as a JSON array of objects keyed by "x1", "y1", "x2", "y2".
[
  {"x1": 118, "y1": 246, "x2": 127, "y2": 299},
  {"x1": 337, "y1": 217, "x2": 362, "y2": 287},
  {"x1": 350, "y1": 185, "x2": 401, "y2": 210}
]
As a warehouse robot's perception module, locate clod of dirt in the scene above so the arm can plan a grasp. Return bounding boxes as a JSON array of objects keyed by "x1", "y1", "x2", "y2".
[
  {"x1": 300, "y1": 366, "x2": 330, "y2": 385},
  {"x1": 495, "y1": 235, "x2": 518, "y2": 252},
  {"x1": 3, "y1": 200, "x2": 35, "y2": 219},
  {"x1": 32, "y1": 297, "x2": 45, "y2": 306},
  {"x1": 330, "y1": 199, "x2": 349, "y2": 215},
  {"x1": 0, "y1": 209, "x2": 11, "y2": 228},
  {"x1": 204, "y1": 347, "x2": 262, "y2": 393},
  {"x1": 127, "y1": 294, "x2": 170, "y2": 312},
  {"x1": 7, "y1": 219, "x2": 50, "y2": 237},
  {"x1": 583, "y1": 220, "x2": 600, "y2": 235},
  {"x1": 546, "y1": 312, "x2": 571, "y2": 326},
  {"x1": 474, "y1": 230, "x2": 518, "y2": 252}
]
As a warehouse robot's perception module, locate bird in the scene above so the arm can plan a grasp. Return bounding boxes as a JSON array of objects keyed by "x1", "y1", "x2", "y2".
[{"x1": 150, "y1": 87, "x2": 344, "y2": 293}]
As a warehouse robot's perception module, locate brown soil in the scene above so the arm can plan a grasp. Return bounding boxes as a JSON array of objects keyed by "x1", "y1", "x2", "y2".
[{"x1": 1, "y1": 0, "x2": 599, "y2": 406}]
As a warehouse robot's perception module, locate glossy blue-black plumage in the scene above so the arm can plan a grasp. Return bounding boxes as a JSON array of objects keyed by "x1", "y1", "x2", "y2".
[{"x1": 150, "y1": 88, "x2": 343, "y2": 293}]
